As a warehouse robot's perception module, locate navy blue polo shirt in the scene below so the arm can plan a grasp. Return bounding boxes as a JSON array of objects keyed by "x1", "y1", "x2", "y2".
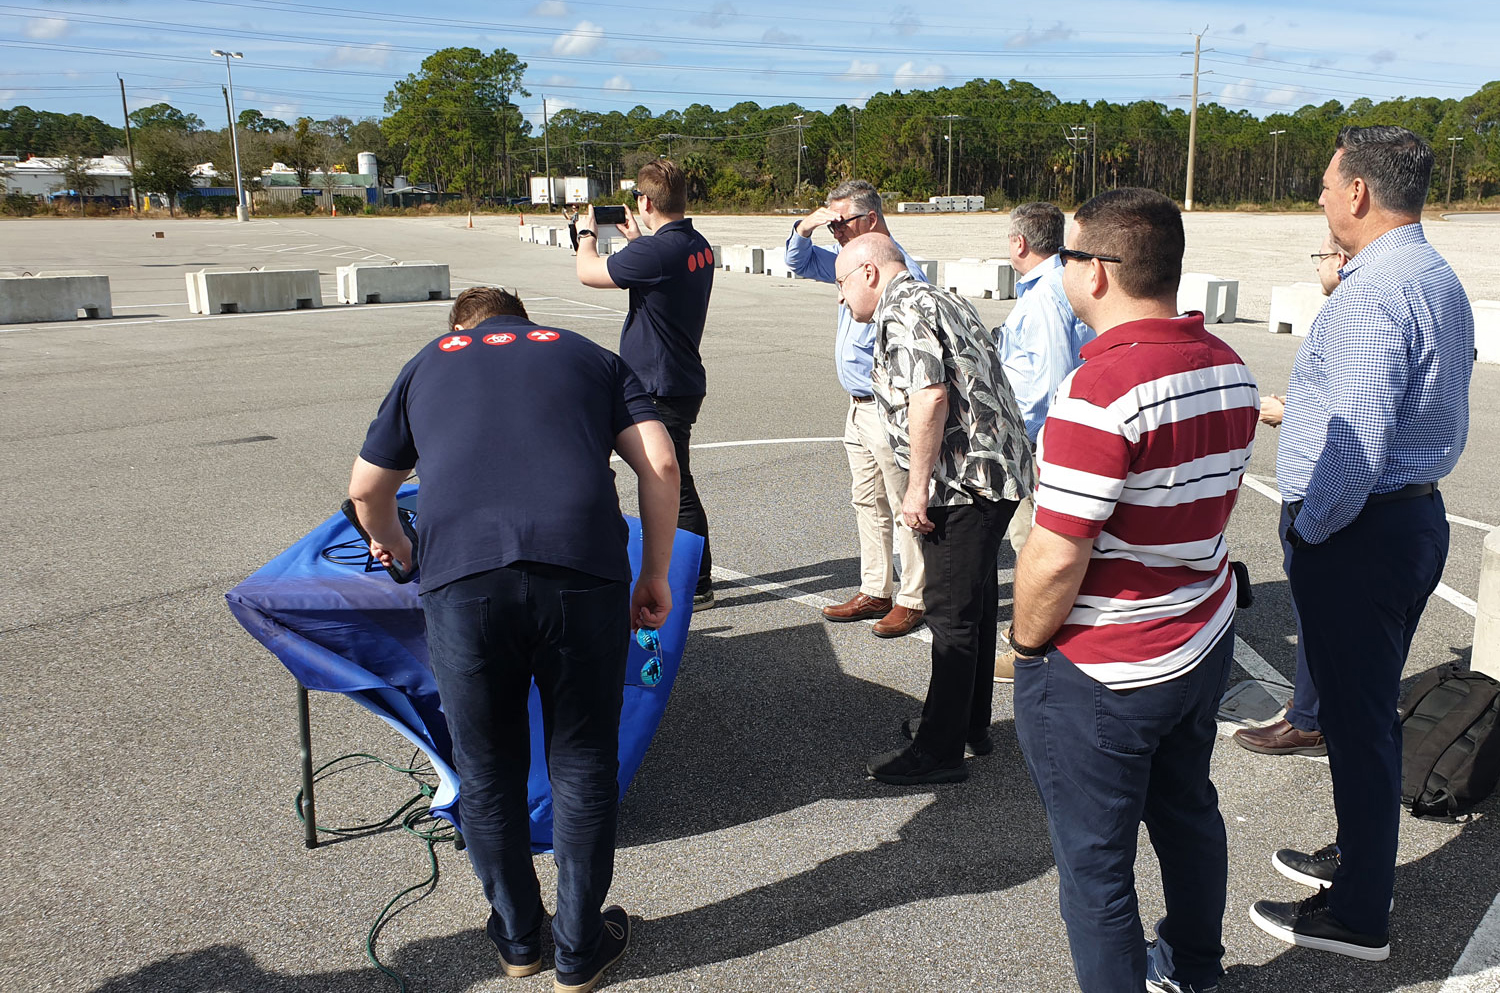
[
  {"x1": 606, "y1": 217, "x2": 713, "y2": 397},
  {"x1": 358, "y1": 314, "x2": 660, "y2": 591}
]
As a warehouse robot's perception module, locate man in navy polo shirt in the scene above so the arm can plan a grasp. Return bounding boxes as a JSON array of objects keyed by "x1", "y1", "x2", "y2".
[
  {"x1": 347, "y1": 286, "x2": 681, "y2": 993},
  {"x1": 576, "y1": 158, "x2": 717, "y2": 610}
]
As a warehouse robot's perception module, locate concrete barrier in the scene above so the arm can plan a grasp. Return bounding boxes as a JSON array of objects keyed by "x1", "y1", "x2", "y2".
[
  {"x1": 1178, "y1": 273, "x2": 1239, "y2": 324},
  {"x1": 725, "y1": 245, "x2": 765, "y2": 274},
  {"x1": 1474, "y1": 528, "x2": 1500, "y2": 680},
  {"x1": 336, "y1": 262, "x2": 451, "y2": 305},
  {"x1": 896, "y1": 201, "x2": 935, "y2": 214},
  {"x1": 909, "y1": 256, "x2": 939, "y2": 283},
  {"x1": 709, "y1": 245, "x2": 723, "y2": 269},
  {"x1": 1475, "y1": 300, "x2": 1500, "y2": 364},
  {"x1": 764, "y1": 247, "x2": 807, "y2": 279},
  {"x1": 186, "y1": 268, "x2": 322, "y2": 315},
  {"x1": 0, "y1": 273, "x2": 112, "y2": 323},
  {"x1": 517, "y1": 224, "x2": 530, "y2": 242},
  {"x1": 943, "y1": 258, "x2": 1015, "y2": 300},
  {"x1": 1268, "y1": 282, "x2": 1327, "y2": 337}
]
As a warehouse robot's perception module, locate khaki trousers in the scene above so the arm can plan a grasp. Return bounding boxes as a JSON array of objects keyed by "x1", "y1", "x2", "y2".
[{"x1": 844, "y1": 398, "x2": 925, "y2": 610}]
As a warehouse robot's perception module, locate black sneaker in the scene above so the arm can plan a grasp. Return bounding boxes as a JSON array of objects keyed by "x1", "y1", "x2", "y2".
[
  {"x1": 1249, "y1": 890, "x2": 1389, "y2": 961},
  {"x1": 866, "y1": 745, "x2": 968, "y2": 785},
  {"x1": 1274, "y1": 843, "x2": 1339, "y2": 888},
  {"x1": 554, "y1": 905, "x2": 630, "y2": 993},
  {"x1": 692, "y1": 588, "x2": 715, "y2": 612},
  {"x1": 900, "y1": 717, "x2": 993, "y2": 757}
]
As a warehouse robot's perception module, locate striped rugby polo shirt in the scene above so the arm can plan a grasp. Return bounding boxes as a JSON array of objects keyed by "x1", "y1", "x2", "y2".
[{"x1": 1033, "y1": 313, "x2": 1260, "y2": 689}]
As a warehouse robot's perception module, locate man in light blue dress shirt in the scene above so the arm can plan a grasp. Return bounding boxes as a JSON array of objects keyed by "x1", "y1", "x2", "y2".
[
  {"x1": 785, "y1": 179, "x2": 931, "y2": 638},
  {"x1": 1249, "y1": 125, "x2": 1473, "y2": 963},
  {"x1": 991, "y1": 202, "x2": 1094, "y2": 681}
]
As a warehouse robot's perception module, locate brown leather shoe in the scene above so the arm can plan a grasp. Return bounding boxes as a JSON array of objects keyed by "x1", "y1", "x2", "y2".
[
  {"x1": 822, "y1": 593, "x2": 892, "y2": 622},
  {"x1": 993, "y1": 649, "x2": 1016, "y2": 684},
  {"x1": 1232, "y1": 718, "x2": 1327, "y2": 756},
  {"x1": 873, "y1": 605, "x2": 925, "y2": 638}
]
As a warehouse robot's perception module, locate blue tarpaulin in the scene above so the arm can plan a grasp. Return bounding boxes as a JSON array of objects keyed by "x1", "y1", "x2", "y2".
[{"x1": 225, "y1": 484, "x2": 702, "y2": 850}]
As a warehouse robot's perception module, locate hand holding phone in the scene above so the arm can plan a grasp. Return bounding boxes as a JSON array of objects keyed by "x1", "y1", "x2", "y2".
[{"x1": 593, "y1": 204, "x2": 627, "y2": 226}]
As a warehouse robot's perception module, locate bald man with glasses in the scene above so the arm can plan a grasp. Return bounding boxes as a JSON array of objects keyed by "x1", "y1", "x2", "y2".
[{"x1": 785, "y1": 179, "x2": 932, "y2": 638}]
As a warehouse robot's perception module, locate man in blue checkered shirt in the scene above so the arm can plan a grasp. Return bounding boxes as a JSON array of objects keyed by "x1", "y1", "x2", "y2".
[{"x1": 1249, "y1": 126, "x2": 1474, "y2": 963}]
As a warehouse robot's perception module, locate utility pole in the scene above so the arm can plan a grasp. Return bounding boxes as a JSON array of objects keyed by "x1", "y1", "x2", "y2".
[
  {"x1": 542, "y1": 96, "x2": 551, "y2": 206},
  {"x1": 1447, "y1": 136, "x2": 1464, "y2": 209},
  {"x1": 1183, "y1": 28, "x2": 1209, "y2": 211},
  {"x1": 851, "y1": 106, "x2": 857, "y2": 177},
  {"x1": 938, "y1": 113, "x2": 962, "y2": 196},
  {"x1": 792, "y1": 114, "x2": 805, "y2": 195},
  {"x1": 1066, "y1": 125, "x2": 1088, "y2": 204},
  {"x1": 1268, "y1": 128, "x2": 1287, "y2": 204},
  {"x1": 1092, "y1": 120, "x2": 1098, "y2": 198},
  {"x1": 118, "y1": 75, "x2": 137, "y2": 213}
]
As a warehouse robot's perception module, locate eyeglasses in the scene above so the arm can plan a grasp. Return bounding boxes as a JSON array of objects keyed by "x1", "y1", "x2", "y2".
[
  {"x1": 1058, "y1": 246, "x2": 1124, "y2": 265},
  {"x1": 835, "y1": 261, "x2": 871, "y2": 291},
  {"x1": 827, "y1": 211, "x2": 871, "y2": 233},
  {"x1": 1310, "y1": 251, "x2": 1342, "y2": 261},
  {"x1": 635, "y1": 627, "x2": 664, "y2": 687}
]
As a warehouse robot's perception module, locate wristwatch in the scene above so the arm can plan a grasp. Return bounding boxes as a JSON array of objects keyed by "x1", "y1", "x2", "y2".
[
  {"x1": 578, "y1": 229, "x2": 596, "y2": 239},
  {"x1": 1006, "y1": 625, "x2": 1051, "y2": 659}
]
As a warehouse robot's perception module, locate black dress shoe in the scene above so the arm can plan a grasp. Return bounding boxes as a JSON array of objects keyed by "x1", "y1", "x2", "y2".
[
  {"x1": 900, "y1": 717, "x2": 993, "y2": 757},
  {"x1": 1249, "y1": 890, "x2": 1389, "y2": 961},
  {"x1": 1274, "y1": 843, "x2": 1339, "y2": 888},
  {"x1": 866, "y1": 745, "x2": 968, "y2": 785}
]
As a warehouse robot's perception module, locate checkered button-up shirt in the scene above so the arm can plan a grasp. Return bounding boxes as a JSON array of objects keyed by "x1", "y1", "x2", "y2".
[{"x1": 1276, "y1": 224, "x2": 1473, "y2": 544}]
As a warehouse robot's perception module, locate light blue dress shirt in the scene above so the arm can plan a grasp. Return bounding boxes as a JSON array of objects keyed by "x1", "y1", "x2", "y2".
[
  {"x1": 995, "y1": 253, "x2": 1096, "y2": 442},
  {"x1": 1276, "y1": 224, "x2": 1473, "y2": 544},
  {"x1": 783, "y1": 221, "x2": 928, "y2": 397}
]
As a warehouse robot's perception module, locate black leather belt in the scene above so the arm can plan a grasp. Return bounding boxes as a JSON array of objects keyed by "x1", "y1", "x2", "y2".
[
  {"x1": 851, "y1": 394, "x2": 874, "y2": 403},
  {"x1": 1367, "y1": 482, "x2": 1436, "y2": 505}
]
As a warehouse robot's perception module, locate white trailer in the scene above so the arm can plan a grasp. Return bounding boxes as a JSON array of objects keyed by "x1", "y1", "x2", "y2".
[
  {"x1": 529, "y1": 176, "x2": 566, "y2": 205},
  {"x1": 563, "y1": 176, "x2": 606, "y2": 204}
]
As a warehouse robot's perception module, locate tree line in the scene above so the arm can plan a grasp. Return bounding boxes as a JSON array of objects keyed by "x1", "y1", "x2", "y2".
[{"x1": 4, "y1": 47, "x2": 1499, "y2": 209}]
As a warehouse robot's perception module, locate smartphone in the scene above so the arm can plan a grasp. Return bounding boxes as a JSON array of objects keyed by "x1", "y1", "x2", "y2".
[
  {"x1": 340, "y1": 498, "x2": 420, "y2": 584},
  {"x1": 594, "y1": 204, "x2": 627, "y2": 226}
]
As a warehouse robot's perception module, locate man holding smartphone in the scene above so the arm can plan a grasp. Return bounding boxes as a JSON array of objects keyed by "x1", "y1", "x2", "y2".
[{"x1": 576, "y1": 159, "x2": 717, "y2": 610}]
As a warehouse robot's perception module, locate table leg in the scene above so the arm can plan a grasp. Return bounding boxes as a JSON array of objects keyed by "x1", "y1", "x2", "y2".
[{"x1": 297, "y1": 683, "x2": 317, "y2": 849}]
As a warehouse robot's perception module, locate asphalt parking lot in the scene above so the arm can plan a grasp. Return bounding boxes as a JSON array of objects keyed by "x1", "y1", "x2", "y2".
[{"x1": 3, "y1": 211, "x2": 1499, "y2": 992}]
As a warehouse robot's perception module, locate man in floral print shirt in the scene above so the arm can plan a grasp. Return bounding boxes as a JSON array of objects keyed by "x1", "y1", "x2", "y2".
[{"x1": 835, "y1": 232, "x2": 1035, "y2": 784}]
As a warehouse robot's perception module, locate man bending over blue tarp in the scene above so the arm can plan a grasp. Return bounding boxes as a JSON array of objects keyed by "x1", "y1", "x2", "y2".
[{"x1": 347, "y1": 286, "x2": 680, "y2": 993}]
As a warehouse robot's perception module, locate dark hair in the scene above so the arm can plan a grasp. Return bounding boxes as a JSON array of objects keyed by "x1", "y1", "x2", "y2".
[
  {"x1": 1009, "y1": 201, "x2": 1065, "y2": 256},
  {"x1": 448, "y1": 286, "x2": 528, "y2": 329},
  {"x1": 1072, "y1": 187, "x2": 1183, "y2": 299},
  {"x1": 637, "y1": 158, "x2": 687, "y2": 214},
  {"x1": 1335, "y1": 125, "x2": 1433, "y2": 214}
]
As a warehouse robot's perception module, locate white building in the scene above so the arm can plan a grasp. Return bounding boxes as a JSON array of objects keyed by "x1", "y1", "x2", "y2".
[{"x1": 1, "y1": 155, "x2": 137, "y2": 198}]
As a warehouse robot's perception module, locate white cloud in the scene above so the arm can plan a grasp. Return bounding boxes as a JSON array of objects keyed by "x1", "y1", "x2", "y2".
[
  {"x1": 1265, "y1": 86, "x2": 1305, "y2": 105},
  {"x1": 1370, "y1": 49, "x2": 1397, "y2": 65},
  {"x1": 552, "y1": 21, "x2": 604, "y2": 57},
  {"x1": 762, "y1": 28, "x2": 800, "y2": 45},
  {"x1": 531, "y1": 0, "x2": 569, "y2": 16},
  {"x1": 692, "y1": 2, "x2": 736, "y2": 28},
  {"x1": 1218, "y1": 78, "x2": 1257, "y2": 103},
  {"x1": 327, "y1": 43, "x2": 393, "y2": 67},
  {"x1": 0, "y1": 90, "x2": 15, "y2": 102},
  {"x1": 890, "y1": 6, "x2": 921, "y2": 36},
  {"x1": 604, "y1": 75, "x2": 632, "y2": 91},
  {"x1": 270, "y1": 104, "x2": 300, "y2": 119},
  {"x1": 1005, "y1": 22, "x2": 1075, "y2": 49},
  {"x1": 894, "y1": 61, "x2": 946, "y2": 89},
  {"x1": 842, "y1": 59, "x2": 879, "y2": 79},
  {"x1": 24, "y1": 17, "x2": 68, "y2": 39}
]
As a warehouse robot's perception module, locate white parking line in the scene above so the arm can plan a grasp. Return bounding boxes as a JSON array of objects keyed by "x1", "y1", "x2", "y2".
[
  {"x1": 1441, "y1": 893, "x2": 1500, "y2": 991},
  {"x1": 1242, "y1": 474, "x2": 1480, "y2": 618}
]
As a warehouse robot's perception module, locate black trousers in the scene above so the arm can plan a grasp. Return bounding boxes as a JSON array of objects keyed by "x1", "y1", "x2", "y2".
[
  {"x1": 650, "y1": 393, "x2": 712, "y2": 594},
  {"x1": 910, "y1": 496, "x2": 1017, "y2": 764},
  {"x1": 1289, "y1": 490, "x2": 1448, "y2": 936}
]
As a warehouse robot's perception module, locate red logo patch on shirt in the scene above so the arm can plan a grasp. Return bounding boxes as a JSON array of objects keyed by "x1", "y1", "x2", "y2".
[
  {"x1": 696, "y1": 250, "x2": 707, "y2": 269},
  {"x1": 705, "y1": 247, "x2": 714, "y2": 266},
  {"x1": 483, "y1": 332, "x2": 517, "y2": 345},
  {"x1": 687, "y1": 253, "x2": 698, "y2": 273},
  {"x1": 439, "y1": 335, "x2": 471, "y2": 352},
  {"x1": 527, "y1": 329, "x2": 561, "y2": 342}
]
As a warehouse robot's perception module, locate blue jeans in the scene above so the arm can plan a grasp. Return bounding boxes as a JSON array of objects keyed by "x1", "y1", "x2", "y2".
[
  {"x1": 1014, "y1": 626, "x2": 1233, "y2": 993},
  {"x1": 1280, "y1": 502, "x2": 1320, "y2": 732},
  {"x1": 421, "y1": 562, "x2": 627, "y2": 974},
  {"x1": 1290, "y1": 491, "x2": 1447, "y2": 936}
]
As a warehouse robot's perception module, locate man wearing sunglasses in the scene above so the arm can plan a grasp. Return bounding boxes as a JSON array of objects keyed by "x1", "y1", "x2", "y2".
[
  {"x1": 785, "y1": 179, "x2": 932, "y2": 638},
  {"x1": 1010, "y1": 188, "x2": 1258, "y2": 993}
]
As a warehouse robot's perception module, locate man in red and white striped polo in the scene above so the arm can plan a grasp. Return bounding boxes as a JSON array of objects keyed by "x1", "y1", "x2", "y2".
[{"x1": 1009, "y1": 188, "x2": 1259, "y2": 993}]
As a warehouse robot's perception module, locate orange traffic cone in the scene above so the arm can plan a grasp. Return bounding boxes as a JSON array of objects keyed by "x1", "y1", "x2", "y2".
[
  {"x1": 331, "y1": 202, "x2": 337, "y2": 217},
  {"x1": 467, "y1": 211, "x2": 473, "y2": 229},
  {"x1": 519, "y1": 213, "x2": 525, "y2": 226}
]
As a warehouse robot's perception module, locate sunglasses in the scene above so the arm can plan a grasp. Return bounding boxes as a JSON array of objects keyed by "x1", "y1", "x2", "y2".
[
  {"x1": 630, "y1": 189, "x2": 645, "y2": 202},
  {"x1": 635, "y1": 627, "x2": 664, "y2": 687},
  {"x1": 827, "y1": 211, "x2": 870, "y2": 233},
  {"x1": 1058, "y1": 246, "x2": 1124, "y2": 265}
]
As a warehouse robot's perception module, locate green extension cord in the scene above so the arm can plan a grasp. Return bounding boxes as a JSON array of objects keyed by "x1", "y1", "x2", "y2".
[{"x1": 294, "y1": 752, "x2": 458, "y2": 992}]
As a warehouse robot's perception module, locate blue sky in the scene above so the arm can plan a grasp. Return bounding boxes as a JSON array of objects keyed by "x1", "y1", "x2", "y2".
[{"x1": 1, "y1": 0, "x2": 1496, "y2": 133}]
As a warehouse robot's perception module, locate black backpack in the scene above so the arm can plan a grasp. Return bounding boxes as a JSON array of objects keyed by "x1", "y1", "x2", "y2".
[{"x1": 1399, "y1": 664, "x2": 1500, "y2": 819}]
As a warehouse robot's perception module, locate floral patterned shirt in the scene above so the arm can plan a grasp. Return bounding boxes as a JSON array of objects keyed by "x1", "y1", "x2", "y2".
[{"x1": 872, "y1": 272, "x2": 1035, "y2": 506}]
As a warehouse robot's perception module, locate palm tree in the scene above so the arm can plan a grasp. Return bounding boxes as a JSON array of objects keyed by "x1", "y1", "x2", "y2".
[{"x1": 1466, "y1": 160, "x2": 1500, "y2": 203}]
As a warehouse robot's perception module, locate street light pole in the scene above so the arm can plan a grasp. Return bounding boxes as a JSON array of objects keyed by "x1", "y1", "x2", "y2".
[
  {"x1": 1447, "y1": 136, "x2": 1464, "y2": 209},
  {"x1": 211, "y1": 49, "x2": 248, "y2": 222},
  {"x1": 1268, "y1": 129, "x2": 1286, "y2": 204}
]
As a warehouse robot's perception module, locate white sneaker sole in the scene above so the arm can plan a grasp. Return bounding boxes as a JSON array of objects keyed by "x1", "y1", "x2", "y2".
[
  {"x1": 1272, "y1": 853, "x2": 1332, "y2": 889},
  {"x1": 1248, "y1": 904, "x2": 1390, "y2": 961}
]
